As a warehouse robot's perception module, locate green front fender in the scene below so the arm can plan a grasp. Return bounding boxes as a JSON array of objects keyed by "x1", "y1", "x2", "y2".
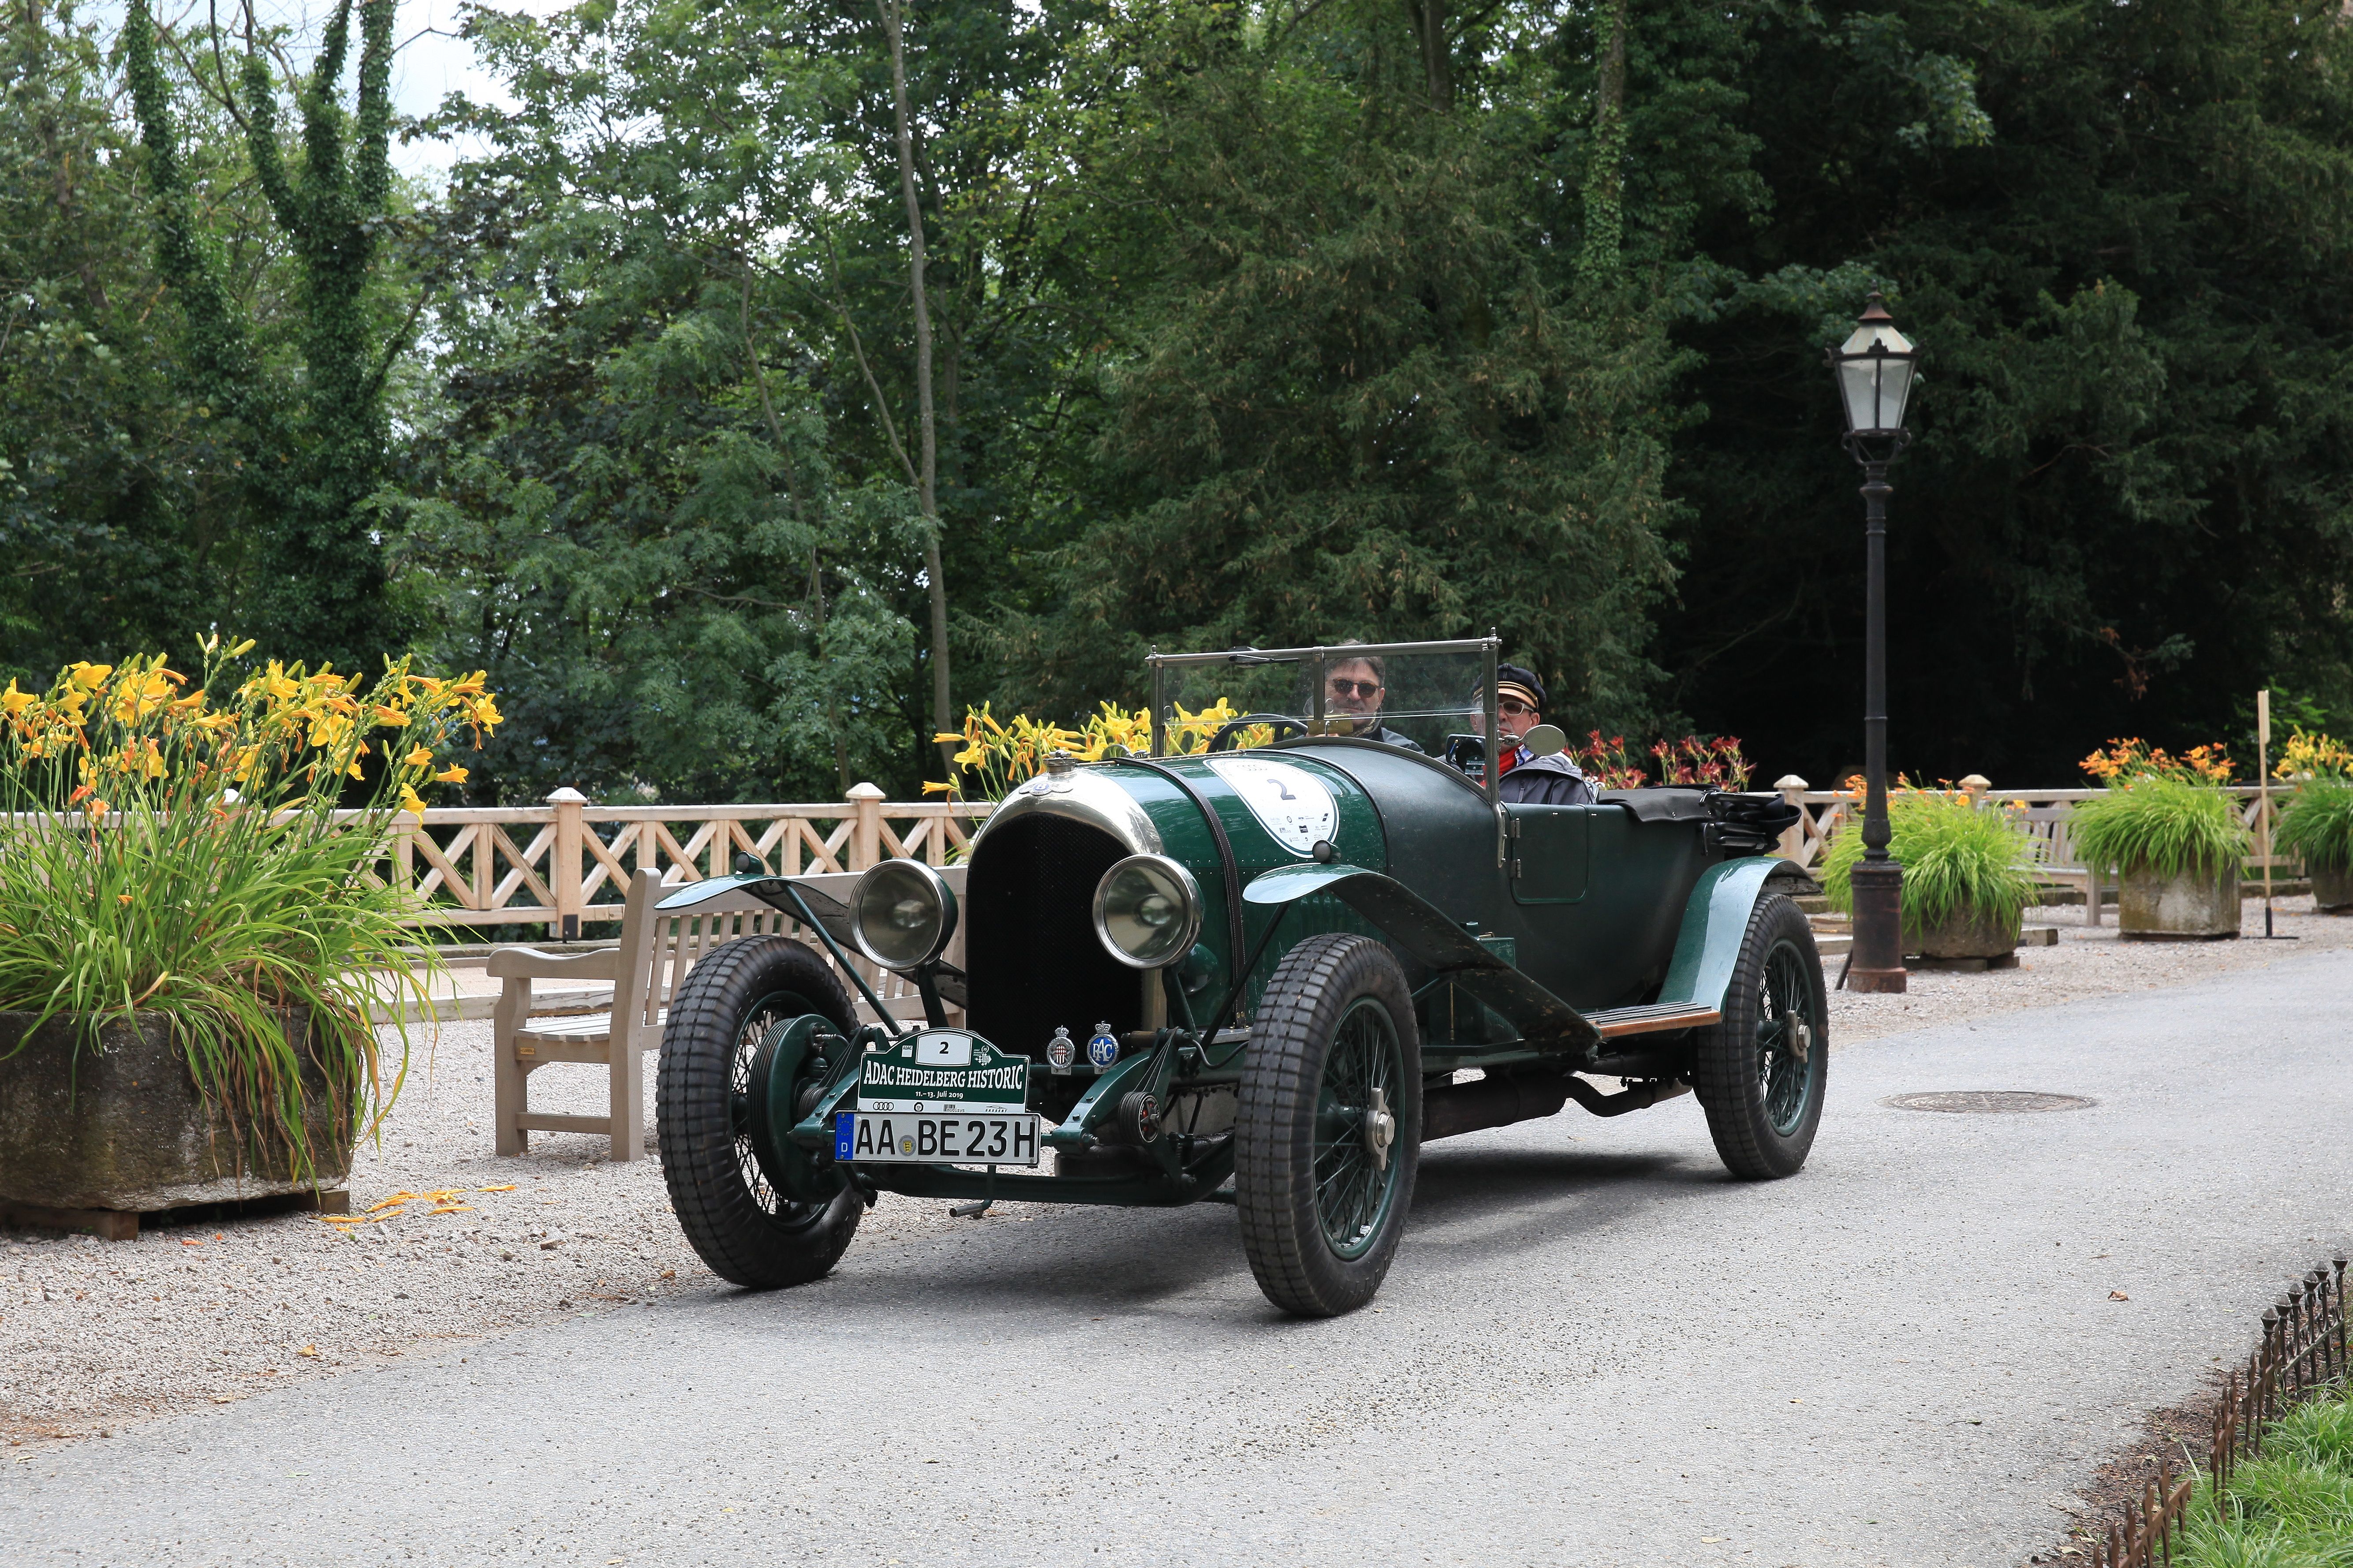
[
  {"x1": 1242, "y1": 862, "x2": 1602, "y2": 1056},
  {"x1": 1655, "y1": 857, "x2": 1812, "y2": 1015}
]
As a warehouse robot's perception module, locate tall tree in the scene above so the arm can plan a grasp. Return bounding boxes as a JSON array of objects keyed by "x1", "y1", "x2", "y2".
[
  {"x1": 0, "y1": 0, "x2": 242, "y2": 679},
  {"x1": 997, "y1": 0, "x2": 1687, "y2": 728},
  {"x1": 874, "y1": 0, "x2": 955, "y2": 770},
  {"x1": 122, "y1": 0, "x2": 407, "y2": 668},
  {"x1": 391, "y1": 0, "x2": 926, "y2": 803},
  {"x1": 1660, "y1": 0, "x2": 2353, "y2": 782}
]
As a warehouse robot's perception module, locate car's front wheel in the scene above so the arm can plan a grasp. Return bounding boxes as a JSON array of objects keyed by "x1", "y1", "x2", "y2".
[
  {"x1": 1692, "y1": 893, "x2": 1827, "y2": 1179},
  {"x1": 656, "y1": 935, "x2": 864, "y2": 1288},
  {"x1": 1234, "y1": 933, "x2": 1422, "y2": 1317}
]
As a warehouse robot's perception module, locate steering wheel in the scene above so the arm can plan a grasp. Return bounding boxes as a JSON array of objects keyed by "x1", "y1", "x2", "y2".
[{"x1": 1206, "y1": 713, "x2": 1313, "y2": 753}]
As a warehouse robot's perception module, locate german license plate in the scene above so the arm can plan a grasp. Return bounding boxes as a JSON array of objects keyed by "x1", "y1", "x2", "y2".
[{"x1": 836, "y1": 1109, "x2": 1041, "y2": 1166}]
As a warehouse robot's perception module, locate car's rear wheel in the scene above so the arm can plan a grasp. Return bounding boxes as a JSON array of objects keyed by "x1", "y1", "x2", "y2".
[
  {"x1": 1692, "y1": 893, "x2": 1826, "y2": 1180},
  {"x1": 1235, "y1": 933, "x2": 1421, "y2": 1317},
  {"x1": 657, "y1": 935, "x2": 864, "y2": 1288}
]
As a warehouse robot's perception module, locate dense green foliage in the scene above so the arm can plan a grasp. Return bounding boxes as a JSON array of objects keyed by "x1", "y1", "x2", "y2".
[
  {"x1": 1820, "y1": 793, "x2": 2037, "y2": 930},
  {"x1": 8, "y1": 0, "x2": 2353, "y2": 799},
  {"x1": 2068, "y1": 774, "x2": 2252, "y2": 877},
  {"x1": 2275, "y1": 777, "x2": 2353, "y2": 874}
]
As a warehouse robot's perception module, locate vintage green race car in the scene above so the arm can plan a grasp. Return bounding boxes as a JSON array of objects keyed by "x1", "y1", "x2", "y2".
[{"x1": 651, "y1": 638, "x2": 1825, "y2": 1316}]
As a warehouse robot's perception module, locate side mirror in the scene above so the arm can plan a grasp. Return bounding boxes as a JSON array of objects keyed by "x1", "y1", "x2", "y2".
[{"x1": 1522, "y1": 724, "x2": 1567, "y2": 758}]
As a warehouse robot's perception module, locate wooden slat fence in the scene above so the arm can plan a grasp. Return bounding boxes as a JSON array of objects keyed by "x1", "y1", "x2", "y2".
[
  {"x1": 389, "y1": 784, "x2": 993, "y2": 937},
  {"x1": 1769, "y1": 777, "x2": 2286, "y2": 887}
]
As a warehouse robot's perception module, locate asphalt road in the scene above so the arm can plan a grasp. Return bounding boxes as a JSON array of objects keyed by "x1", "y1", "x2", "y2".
[{"x1": 10, "y1": 950, "x2": 2352, "y2": 1568}]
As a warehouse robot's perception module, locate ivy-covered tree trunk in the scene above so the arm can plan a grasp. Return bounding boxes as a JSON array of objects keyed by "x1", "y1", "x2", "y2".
[{"x1": 122, "y1": 0, "x2": 403, "y2": 668}]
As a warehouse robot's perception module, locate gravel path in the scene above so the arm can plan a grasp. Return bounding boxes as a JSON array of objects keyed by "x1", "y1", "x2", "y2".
[
  {"x1": 4, "y1": 894, "x2": 2344, "y2": 1453},
  {"x1": 6, "y1": 942, "x2": 2350, "y2": 1565}
]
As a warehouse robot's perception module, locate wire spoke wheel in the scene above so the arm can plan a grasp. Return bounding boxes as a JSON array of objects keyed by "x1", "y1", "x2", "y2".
[
  {"x1": 1693, "y1": 892, "x2": 1828, "y2": 1180},
  {"x1": 1236, "y1": 933, "x2": 1421, "y2": 1317},
  {"x1": 728, "y1": 994, "x2": 796, "y2": 1219},
  {"x1": 1311, "y1": 998, "x2": 1403, "y2": 1259},
  {"x1": 656, "y1": 936, "x2": 865, "y2": 1289},
  {"x1": 1756, "y1": 942, "x2": 1819, "y2": 1137}
]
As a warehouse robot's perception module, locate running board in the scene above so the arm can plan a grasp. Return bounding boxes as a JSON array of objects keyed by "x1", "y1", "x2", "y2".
[{"x1": 1583, "y1": 1002, "x2": 1721, "y2": 1038}]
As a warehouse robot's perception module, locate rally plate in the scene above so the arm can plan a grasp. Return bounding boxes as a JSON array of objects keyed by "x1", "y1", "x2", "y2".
[{"x1": 840, "y1": 1029, "x2": 1040, "y2": 1167}]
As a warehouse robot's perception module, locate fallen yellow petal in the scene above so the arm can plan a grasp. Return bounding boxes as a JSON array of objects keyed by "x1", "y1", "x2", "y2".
[
  {"x1": 475, "y1": 1184, "x2": 518, "y2": 1193},
  {"x1": 296, "y1": 1345, "x2": 320, "y2": 1357}
]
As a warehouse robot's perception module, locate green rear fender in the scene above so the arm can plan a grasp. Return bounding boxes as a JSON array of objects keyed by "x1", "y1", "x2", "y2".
[{"x1": 1655, "y1": 857, "x2": 1813, "y2": 1015}]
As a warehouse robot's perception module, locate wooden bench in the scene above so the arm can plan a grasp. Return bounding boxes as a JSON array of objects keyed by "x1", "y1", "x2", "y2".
[
  {"x1": 491, "y1": 866, "x2": 966, "y2": 1160},
  {"x1": 2007, "y1": 804, "x2": 2110, "y2": 927}
]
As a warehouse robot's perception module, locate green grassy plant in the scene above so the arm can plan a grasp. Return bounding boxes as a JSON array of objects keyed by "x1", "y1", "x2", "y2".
[
  {"x1": 2181, "y1": 1393, "x2": 2353, "y2": 1564},
  {"x1": 0, "y1": 642, "x2": 498, "y2": 1181},
  {"x1": 1820, "y1": 792, "x2": 2038, "y2": 930},
  {"x1": 2068, "y1": 774, "x2": 2249, "y2": 879},
  {"x1": 2276, "y1": 777, "x2": 2353, "y2": 874}
]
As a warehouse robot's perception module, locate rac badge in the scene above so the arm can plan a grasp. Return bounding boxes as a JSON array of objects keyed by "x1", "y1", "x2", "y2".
[{"x1": 1087, "y1": 1023, "x2": 1120, "y2": 1070}]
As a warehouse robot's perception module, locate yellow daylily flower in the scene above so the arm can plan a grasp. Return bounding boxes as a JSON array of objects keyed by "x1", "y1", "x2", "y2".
[
  {"x1": 67, "y1": 662, "x2": 113, "y2": 691},
  {"x1": 404, "y1": 744, "x2": 434, "y2": 769},
  {"x1": 0, "y1": 680, "x2": 31, "y2": 718},
  {"x1": 433, "y1": 765, "x2": 468, "y2": 784},
  {"x1": 397, "y1": 783, "x2": 429, "y2": 816}
]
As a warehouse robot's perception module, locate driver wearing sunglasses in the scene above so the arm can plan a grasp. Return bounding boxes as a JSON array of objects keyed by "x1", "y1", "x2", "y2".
[
  {"x1": 1323, "y1": 648, "x2": 1424, "y2": 752},
  {"x1": 1481, "y1": 665, "x2": 1595, "y2": 806}
]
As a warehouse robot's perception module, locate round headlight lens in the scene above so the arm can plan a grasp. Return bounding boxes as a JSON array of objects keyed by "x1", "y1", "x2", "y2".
[
  {"x1": 1092, "y1": 855, "x2": 1203, "y2": 970},
  {"x1": 849, "y1": 859, "x2": 957, "y2": 971}
]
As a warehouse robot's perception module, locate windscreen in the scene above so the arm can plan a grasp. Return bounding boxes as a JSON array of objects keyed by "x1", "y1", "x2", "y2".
[{"x1": 1150, "y1": 645, "x2": 1494, "y2": 762}]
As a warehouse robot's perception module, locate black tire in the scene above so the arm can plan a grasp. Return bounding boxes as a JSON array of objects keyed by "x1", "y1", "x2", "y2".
[
  {"x1": 1234, "y1": 933, "x2": 1422, "y2": 1317},
  {"x1": 656, "y1": 935, "x2": 864, "y2": 1288},
  {"x1": 1693, "y1": 893, "x2": 1827, "y2": 1180}
]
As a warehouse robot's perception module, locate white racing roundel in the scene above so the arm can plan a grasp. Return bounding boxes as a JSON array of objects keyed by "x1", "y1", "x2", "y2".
[{"x1": 1202, "y1": 756, "x2": 1338, "y2": 856}]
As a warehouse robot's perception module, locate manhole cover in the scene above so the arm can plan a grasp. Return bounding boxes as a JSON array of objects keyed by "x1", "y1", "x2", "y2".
[{"x1": 1883, "y1": 1090, "x2": 2095, "y2": 1114}]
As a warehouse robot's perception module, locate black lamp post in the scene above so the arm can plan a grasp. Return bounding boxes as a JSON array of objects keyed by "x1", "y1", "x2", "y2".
[{"x1": 1827, "y1": 292, "x2": 1919, "y2": 995}]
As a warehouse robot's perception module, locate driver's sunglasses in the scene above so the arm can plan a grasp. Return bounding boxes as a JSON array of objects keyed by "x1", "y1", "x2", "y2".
[
  {"x1": 1498, "y1": 698, "x2": 1536, "y2": 717},
  {"x1": 1327, "y1": 679, "x2": 1382, "y2": 699}
]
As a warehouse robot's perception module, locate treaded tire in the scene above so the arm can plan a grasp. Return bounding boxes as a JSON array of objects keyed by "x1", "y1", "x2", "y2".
[
  {"x1": 656, "y1": 935, "x2": 863, "y2": 1289},
  {"x1": 1234, "y1": 933, "x2": 1421, "y2": 1318},
  {"x1": 1692, "y1": 893, "x2": 1827, "y2": 1180}
]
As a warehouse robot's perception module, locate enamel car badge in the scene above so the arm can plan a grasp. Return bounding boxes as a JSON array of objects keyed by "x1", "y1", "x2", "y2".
[
  {"x1": 1046, "y1": 1027, "x2": 1076, "y2": 1075},
  {"x1": 1087, "y1": 1023, "x2": 1120, "y2": 1070},
  {"x1": 1202, "y1": 756, "x2": 1339, "y2": 856}
]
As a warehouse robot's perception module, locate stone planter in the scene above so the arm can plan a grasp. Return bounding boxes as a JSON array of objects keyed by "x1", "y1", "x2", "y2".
[
  {"x1": 2312, "y1": 866, "x2": 2353, "y2": 913},
  {"x1": 1904, "y1": 905, "x2": 2022, "y2": 960},
  {"x1": 2118, "y1": 865, "x2": 2240, "y2": 940},
  {"x1": 0, "y1": 1009, "x2": 354, "y2": 1213}
]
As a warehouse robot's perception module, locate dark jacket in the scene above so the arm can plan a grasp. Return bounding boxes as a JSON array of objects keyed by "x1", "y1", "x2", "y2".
[
  {"x1": 1498, "y1": 751, "x2": 1595, "y2": 806},
  {"x1": 1363, "y1": 724, "x2": 1424, "y2": 753}
]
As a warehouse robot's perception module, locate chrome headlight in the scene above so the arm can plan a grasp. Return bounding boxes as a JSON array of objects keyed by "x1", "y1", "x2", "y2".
[
  {"x1": 1092, "y1": 854, "x2": 1203, "y2": 970},
  {"x1": 849, "y1": 859, "x2": 958, "y2": 971}
]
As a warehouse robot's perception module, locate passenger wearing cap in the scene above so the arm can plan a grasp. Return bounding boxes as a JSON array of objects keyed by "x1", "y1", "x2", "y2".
[{"x1": 1482, "y1": 665, "x2": 1595, "y2": 806}]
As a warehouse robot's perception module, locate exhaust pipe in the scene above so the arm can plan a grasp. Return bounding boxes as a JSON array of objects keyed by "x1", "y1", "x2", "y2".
[{"x1": 1422, "y1": 1071, "x2": 1690, "y2": 1141}]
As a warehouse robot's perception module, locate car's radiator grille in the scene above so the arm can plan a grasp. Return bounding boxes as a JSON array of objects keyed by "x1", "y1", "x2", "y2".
[{"x1": 964, "y1": 815, "x2": 1141, "y2": 1058}]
